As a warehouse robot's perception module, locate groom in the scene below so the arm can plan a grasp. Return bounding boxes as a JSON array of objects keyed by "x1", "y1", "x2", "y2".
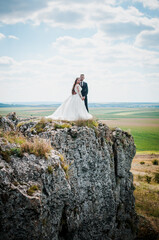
[{"x1": 79, "y1": 74, "x2": 89, "y2": 112}]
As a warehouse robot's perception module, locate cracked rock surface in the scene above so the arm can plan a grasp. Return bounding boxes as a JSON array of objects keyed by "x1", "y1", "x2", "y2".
[{"x1": 0, "y1": 113, "x2": 137, "y2": 240}]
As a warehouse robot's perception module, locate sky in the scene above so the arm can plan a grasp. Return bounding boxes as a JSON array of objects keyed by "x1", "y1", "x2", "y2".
[{"x1": 0, "y1": 0, "x2": 159, "y2": 103}]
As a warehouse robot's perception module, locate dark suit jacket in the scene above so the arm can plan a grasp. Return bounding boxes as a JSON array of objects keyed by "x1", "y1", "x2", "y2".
[{"x1": 81, "y1": 81, "x2": 88, "y2": 97}]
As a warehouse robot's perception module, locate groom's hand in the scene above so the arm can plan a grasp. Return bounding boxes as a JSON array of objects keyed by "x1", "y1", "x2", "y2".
[{"x1": 82, "y1": 96, "x2": 85, "y2": 100}]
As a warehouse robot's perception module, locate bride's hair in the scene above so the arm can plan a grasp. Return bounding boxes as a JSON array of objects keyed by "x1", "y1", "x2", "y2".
[{"x1": 72, "y1": 78, "x2": 79, "y2": 95}]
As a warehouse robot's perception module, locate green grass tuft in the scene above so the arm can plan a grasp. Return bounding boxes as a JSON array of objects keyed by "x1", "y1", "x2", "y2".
[
  {"x1": 27, "y1": 185, "x2": 39, "y2": 196},
  {"x1": 74, "y1": 119, "x2": 98, "y2": 128},
  {"x1": 54, "y1": 123, "x2": 71, "y2": 130},
  {"x1": 47, "y1": 165, "x2": 53, "y2": 174}
]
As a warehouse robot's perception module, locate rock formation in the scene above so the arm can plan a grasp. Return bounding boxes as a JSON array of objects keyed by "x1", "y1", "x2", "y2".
[{"x1": 0, "y1": 113, "x2": 137, "y2": 240}]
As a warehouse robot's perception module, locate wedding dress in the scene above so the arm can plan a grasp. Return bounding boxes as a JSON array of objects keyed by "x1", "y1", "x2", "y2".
[{"x1": 45, "y1": 84, "x2": 93, "y2": 121}]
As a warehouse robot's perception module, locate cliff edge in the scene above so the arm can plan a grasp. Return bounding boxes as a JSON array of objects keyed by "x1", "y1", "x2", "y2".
[{"x1": 0, "y1": 113, "x2": 137, "y2": 240}]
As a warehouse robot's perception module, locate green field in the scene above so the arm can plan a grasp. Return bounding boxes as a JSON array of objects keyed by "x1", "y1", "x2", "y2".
[
  {"x1": 122, "y1": 126, "x2": 159, "y2": 153},
  {"x1": 0, "y1": 107, "x2": 159, "y2": 153}
]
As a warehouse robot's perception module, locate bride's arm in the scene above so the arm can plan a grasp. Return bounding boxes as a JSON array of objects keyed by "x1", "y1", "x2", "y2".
[{"x1": 76, "y1": 85, "x2": 85, "y2": 100}]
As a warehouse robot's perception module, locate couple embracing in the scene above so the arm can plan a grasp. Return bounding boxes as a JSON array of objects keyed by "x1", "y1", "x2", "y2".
[{"x1": 46, "y1": 74, "x2": 93, "y2": 121}]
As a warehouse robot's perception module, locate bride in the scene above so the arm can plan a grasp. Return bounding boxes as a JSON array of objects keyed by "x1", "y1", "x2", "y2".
[{"x1": 45, "y1": 77, "x2": 93, "y2": 121}]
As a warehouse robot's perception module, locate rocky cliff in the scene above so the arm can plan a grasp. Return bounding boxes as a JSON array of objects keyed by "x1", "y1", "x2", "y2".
[{"x1": 0, "y1": 113, "x2": 137, "y2": 240}]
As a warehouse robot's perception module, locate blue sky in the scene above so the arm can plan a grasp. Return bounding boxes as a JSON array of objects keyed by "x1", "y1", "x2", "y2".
[{"x1": 0, "y1": 0, "x2": 159, "y2": 103}]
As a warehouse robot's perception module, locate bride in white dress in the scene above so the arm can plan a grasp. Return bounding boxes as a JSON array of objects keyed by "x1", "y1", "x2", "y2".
[{"x1": 45, "y1": 77, "x2": 93, "y2": 121}]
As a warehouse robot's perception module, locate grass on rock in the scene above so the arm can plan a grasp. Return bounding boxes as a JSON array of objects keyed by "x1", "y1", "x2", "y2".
[
  {"x1": 0, "y1": 129, "x2": 52, "y2": 159},
  {"x1": 59, "y1": 154, "x2": 70, "y2": 180},
  {"x1": 27, "y1": 185, "x2": 39, "y2": 196}
]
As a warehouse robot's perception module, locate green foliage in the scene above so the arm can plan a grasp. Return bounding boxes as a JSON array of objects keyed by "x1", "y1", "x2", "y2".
[
  {"x1": 34, "y1": 118, "x2": 47, "y2": 133},
  {"x1": 47, "y1": 165, "x2": 53, "y2": 174},
  {"x1": 10, "y1": 147, "x2": 23, "y2": 157},
  {"x1": 145, "y1": 175, "x2": 152, "y2": 184},
  {"x1": 140, "y1": 161, "x2": 145, "y2": 165},
  {"x1": 74, "y1": 119, "x2": 98, "y2": 129},
  {"x1": 152, "y1": 159, "x2": 158, "y2": 165},
  {"x1": 27, "y1": 185, "x2": 39, "y2": 196},
  {"x1": 54, "y1": 123, "x2": 71, "y2": 130},
  {"x1": 154, "y1": 172, "x2": 159, "y2": 183}
]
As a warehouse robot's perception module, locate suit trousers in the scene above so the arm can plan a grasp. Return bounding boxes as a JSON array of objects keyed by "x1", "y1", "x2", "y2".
[{"x1": 84, "y1": 95, "x2": 89, "y2": 112}]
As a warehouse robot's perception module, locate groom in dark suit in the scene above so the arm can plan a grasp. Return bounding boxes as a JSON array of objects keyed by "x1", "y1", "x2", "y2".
[{"x1": 79, "y1": 74, "x2": 89, "y2": 112}]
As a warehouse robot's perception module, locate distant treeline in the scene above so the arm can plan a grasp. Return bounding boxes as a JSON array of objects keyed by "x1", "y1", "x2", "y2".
[{"x1": 0, "y1": 102, "x2": 159, "y2": 108}]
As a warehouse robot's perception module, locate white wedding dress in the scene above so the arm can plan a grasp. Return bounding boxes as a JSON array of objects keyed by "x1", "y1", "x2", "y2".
[{"x1": 45, "y1": 84, "x2": 93, "y2": 121}]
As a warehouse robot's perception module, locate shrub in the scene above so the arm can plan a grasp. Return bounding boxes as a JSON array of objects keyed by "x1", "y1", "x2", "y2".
[
  {"x1": 152, "y1": 159, "x2": 158, "y2": 165},
  {"x1": 47, "y1": 165, "x2": 53, "y2": 174},
  {"x1": 154, "y1": 172, "x2": 159, "y2": 184},
  {"x1": 21, "y1": 137, "x2": 52, "y2": 159},
  {"x1": 27, "y1": 185, "x2": 39, "y2": 196},
  {"x1": 145, "y1": 175, "x2": 152, "y2": 184},
  {"x1": 140, "y1": 161, "x2": 145, "y2": 165}
]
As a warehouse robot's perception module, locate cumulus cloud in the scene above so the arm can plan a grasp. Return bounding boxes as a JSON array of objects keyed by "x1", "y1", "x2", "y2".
[
  {"x1": 1, "y1": 30, "x2": 159, "y2": 102},
  {"x1": 0, "y1": 0, "x2": 159, "y2": 102},
  {"x1": 0, "y1": 33, "x2": 5, "y2": 39},
  {"x1": 101, "y1": 22, "x2": 154, "y2": 39},
  {"x1": 133, "y1": 0, "x2": 159, "y2": 9},
  {"x1": 0, "y1": 0, "x2": 156, "y2": 33},
  {"x1": 8, "y1": 35, "x2": 19, "y2": 40},
  {"x1": 135, "y1": 30, "x2": 159, "y2": 48}
]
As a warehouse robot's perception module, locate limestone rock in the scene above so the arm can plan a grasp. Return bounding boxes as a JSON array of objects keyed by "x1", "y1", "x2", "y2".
[{"x1": 0, "y1": 113, "x2": 138, "y2": 240}]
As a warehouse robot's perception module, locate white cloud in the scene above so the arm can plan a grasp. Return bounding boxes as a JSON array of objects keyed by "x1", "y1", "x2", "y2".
[
  {"x1": 0, "y1": 0, "x2": 159, "y2": 102},
  {"x1": 135, "y1": 30, "x2": 159, "y2": 49},
  {"x1": 0, "y1": 31, "x2": 159, "y2": 102},
  {"x1": 133, "y1": 0, "x2": 159, "y2": 9},
  {"x1": 0, "y1": 56, "x2": 15, "y2": 65},
  {"x1": 0, "y1": 0, "x2": 156, "y2": 34},
  {"x1": 8, "y1": 35, "x2": 19, "y2": 40},
  {"x1": 0, "y1": 33, "x2": 5, "y2": 39}
]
